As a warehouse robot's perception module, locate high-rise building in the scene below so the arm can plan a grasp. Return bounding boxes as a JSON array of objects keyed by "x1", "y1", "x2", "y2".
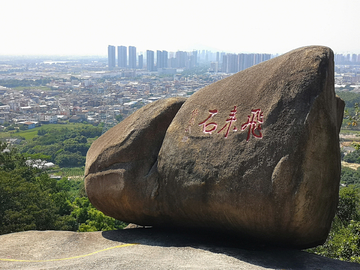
[
  {"x1": 156, "y1": 50, "x2": 168, "y2": 69},
  {"x1": 147, "y1": 50, "x2": 155, "y2": 71},
  {"x1": 108, "y1": 45, "x2": 115, "y2": 70},
  {"x1": 352, "y1": 54, "x2": 358, "y2": 63},
  {"x1": 221, "y1": 53, "x2": 272, "y2": 73},
  {"x1": 176, "y1": 51, "x2": 187, "y2": 68},
  {"x1": 169, "y1": 56, "x2": 176, "y2": 68},
  {"x1": 220, "y1": 52, "x2": 225, "y2": 64},
  {"x1": 210, "y1": 62, "x2": 218, "y2": 73},
  {"x1": 222, "y1": 54, "x2": 227, "y2": 72},
  {"x1": 225, "y1": 54, "x2": 238, "y2": 73},
  {"x1": 117, "y1": 46, "x2": 127, "y2": 68},
  {"x1": 347, "y1": 54, "x2": 351, "y2": 62},
  {"x1": 156, "y1": 50, "x2": 163, "y2": 69},
  {"x1": 189, "y1": 50, "x2": 197, "y2": 68},
  {"x1": 138, "y1": 54, "x2": 143, "y2": 69},
  {"x1": 162, "y1": 50, "x2": 168, "y2": 68},
  {"x1": 129, "y1": 46, "x2": 137, "y2": 69}
]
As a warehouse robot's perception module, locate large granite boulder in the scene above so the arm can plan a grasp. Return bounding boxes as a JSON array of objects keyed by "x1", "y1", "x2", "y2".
[{"x1": 85, "y1": 46, "x2": 345, "y2": 249}]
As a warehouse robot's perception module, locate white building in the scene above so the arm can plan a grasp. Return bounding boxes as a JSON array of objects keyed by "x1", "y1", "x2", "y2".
[{"x1": 39, "y1": 114, "x2": 58, "y2": 123}]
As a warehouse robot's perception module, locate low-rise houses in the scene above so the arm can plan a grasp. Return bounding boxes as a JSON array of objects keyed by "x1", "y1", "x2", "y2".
[{"x1": 0, "y1": 57, "x2": 359, "y2": 130}]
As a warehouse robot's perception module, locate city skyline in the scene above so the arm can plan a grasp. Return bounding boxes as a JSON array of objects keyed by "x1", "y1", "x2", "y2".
[
  {"x1": 107, "y1": 44, "x2": 360, "y2": 68},
  {"x1": 1, "y1": 0, "x2": 360, "y2": 56}
]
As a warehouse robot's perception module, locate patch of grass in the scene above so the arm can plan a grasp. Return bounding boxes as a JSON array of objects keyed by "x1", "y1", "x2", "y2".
[
  {"x1": 9, "y1": 123, "x2": 94, "y2": 142},
  {"x1": 340, "y1": 129, "x2": 360, "y2": 135},
  {"x1": 39, "y1": 123, "x2": 93, "y2": 130},
  {"x1": 0, "y1": 131, "x2": 12, "y2": 139},
  {"x1": 50, "y1": 167, "x2": 85, "y2": 180},
  {"x1": 0, "y1": 123, "x2": 96, "y2": 144},
  {"x1": 17, "y1": 129, "x2": 38, "y2": 141}
]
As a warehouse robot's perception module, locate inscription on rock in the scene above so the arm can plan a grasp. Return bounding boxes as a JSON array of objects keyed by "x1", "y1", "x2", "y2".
[{"x1": 184, "y1": 105, "x2": 264, "y2": 141}]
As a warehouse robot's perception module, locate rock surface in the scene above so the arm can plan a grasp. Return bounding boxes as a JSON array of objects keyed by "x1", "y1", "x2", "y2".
[
  {"x1": 2, "y1": 229, "x2": 360, "y2": 270},
  {"x1": 85, "y1": 46, "x2": 345, "y2": 249},
  {"x1": 85, "y1": 97, "x2": 186, "y2": 223}
]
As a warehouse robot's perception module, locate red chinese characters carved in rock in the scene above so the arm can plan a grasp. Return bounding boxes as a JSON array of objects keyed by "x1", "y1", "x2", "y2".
[
  {"x1": 195, "y1": 107, "x2": 264, "y2": 141},
  {"x1": 241, "y1": 109, "x2": 264, "y2": 141},
  {"x1": 217, "y1": 106, "x2": 238, "y2": 138},
  {"x1": 198, "y1": 109, "x2": 218, "y2": 134}
]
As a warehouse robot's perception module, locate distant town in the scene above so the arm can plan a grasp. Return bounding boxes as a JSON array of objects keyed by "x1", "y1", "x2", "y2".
[{"x1": 0, "y1": 46, "x2": 359, "y2": 138}]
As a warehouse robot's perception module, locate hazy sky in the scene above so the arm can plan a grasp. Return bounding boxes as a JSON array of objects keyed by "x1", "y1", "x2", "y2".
[{"x1": 1, "y1": 0, "x2": 359, "y2": 56}]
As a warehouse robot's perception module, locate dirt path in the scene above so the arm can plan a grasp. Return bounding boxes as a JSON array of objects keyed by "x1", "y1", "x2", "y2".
[{"x1": 0, "y1": 228, "x2": 359, "y2": 270}]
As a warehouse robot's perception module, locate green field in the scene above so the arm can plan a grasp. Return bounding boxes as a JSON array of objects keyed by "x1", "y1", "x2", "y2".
[
  {"x1": 0, "y1": 123, "x2": 96, "y2": 142},
  {"x1": 50, "y1": 166, "x2": 85, "y2": 180},
  {"x1": 340, "y1": 128, "x2": 360, "y2": 135}
]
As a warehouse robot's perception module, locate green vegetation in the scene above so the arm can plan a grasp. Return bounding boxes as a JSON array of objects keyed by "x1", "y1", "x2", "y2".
[
  {"x1": 341, "y1": 167, "x2": 360, "y2": 187},
  {"x1": 0, "y1": 142, "x2": 127, "y2": 235},
  {"x1": 0, "y1": 122, "x2": 127, "y2": 235},
  {"x1": 337, "y1": 91, "x2": 360, "y2": 128},
  {"x1": 0, "y1": 78, "x2": 52, "y2": 88},
  {"x1": 0, "y1": 123, "x2": 96, "y2": 141},
  {"x1": 19, "y1": 125, "x2": 102, "y2": 167},
  {"x1": 340, "y1": 129, "x2": 360, "y2": 135},
  {"x1": 344, "y1": 149, "x2": 360, "y2": 164},
  {"x1": 181, "y1": 66, "x2": 209, "y2": 76},
  {"x1": 337, "y1": 91, "x2": 360, "y2": 109},
  {"x1": 306, "y1": 99, "x2": 360, "y2": 263},
  {"x1": 308, "y1": 186, "x2": 360, "y2": 263},
  {"x1": 51, "y1": 167, "x2": 85, "y2": 181},
  {"x1": 115, "y1": 113, "x2": 124, "y2": 122}
]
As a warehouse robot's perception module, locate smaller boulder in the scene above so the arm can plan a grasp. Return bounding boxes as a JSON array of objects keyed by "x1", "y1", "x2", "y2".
[{"x1": 85, "y1": 97, "x2": 186, "y2": 224}]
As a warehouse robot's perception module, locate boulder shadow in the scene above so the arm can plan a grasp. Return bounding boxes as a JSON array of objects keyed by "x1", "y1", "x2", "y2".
[{"x1": 102, "y1": 227, "x2": 359, "y2": 269}]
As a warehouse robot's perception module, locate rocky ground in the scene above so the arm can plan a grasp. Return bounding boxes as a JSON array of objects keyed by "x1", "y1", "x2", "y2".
[{"x1": 0, "y1": 227, "x2": 359, "y2": 270}]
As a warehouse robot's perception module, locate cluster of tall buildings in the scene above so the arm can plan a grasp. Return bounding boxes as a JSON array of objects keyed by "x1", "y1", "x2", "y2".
[
  {"x1": 335, "y1": 53, "x2": 360, "y2": 65},
  {"x1": 108, "y1": 45, "x2": 272, "y2": 73},
  {"x1": 108, "y1": 45, "x2": 138, "y2": 69},
  {"x1": 220, "y1": 53, "x2": 271, "y2": 73},
  {"x1": 109, "y1": 45, "x2": 360, "y2": 73},
  {"x1": 108, "y1": 45, "x2": 198, "y2": 71}
]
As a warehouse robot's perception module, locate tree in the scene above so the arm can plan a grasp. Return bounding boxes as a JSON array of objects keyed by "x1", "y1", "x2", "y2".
[
  {"x1": 115, "y1": 114, "x2": 123, "y2": 122},
  {"x1": 19, "y1": 124, "x2": 28, "y2": 130},
  {"x1": 19, "y1": 125, "x2": 102, "y2": 166},
  {"x1": 37, "y1": 129, "x2": 47, "y2": 136},
  {"x1": 0, "y1": 142, "x2": 127, "y2": 235},
  {"x1": 341, "y1": 167, "x2": 360, "y2": 187},
  {"x1": 23, "y1": 153, "x2": 52, "y2": 161},
  {"x1": 55, "y1": 152, "x2": 85, "y2": 167},
  {"x1": 0, "y1": 143, "x2": 59, "y2": 234},
  {"x1": 70, "y1": 197, "x2": 127, "y2": 232},
  {"x1": 308, "y1": 186, "x2": 360, "y2": 262},
  {"x1": 337, "y1": 186, "x2": 360, "y2": 226},
  {"x1": 345, "y1": 103, "x2": 360, "y2": 128}
]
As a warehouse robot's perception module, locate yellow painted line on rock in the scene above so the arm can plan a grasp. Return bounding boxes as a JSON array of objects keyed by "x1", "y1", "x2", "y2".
[{"x1": 0, "y1": 243, "x2": 138, "y2": 262}]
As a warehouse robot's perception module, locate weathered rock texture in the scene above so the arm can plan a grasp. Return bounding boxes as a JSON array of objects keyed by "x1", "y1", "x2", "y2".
[
  {"x1": 85, "y1": 46, "x2": 345, "y2": 249},
  {"x1": 85, "y1": 97, "x2": 186, "y2": 223}
]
